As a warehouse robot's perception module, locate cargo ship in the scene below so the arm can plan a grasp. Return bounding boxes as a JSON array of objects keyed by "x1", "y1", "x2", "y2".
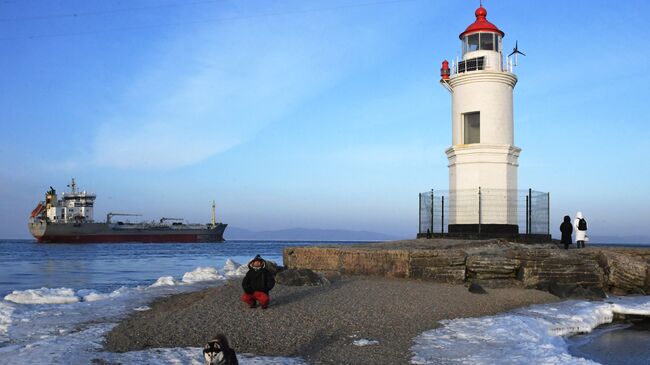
[{"x1": 28, "y1": 179, "x2": 227, "y2": 243}]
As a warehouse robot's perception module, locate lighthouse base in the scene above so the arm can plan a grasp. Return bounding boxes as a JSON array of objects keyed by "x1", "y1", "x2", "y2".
[{"x1": 448, "y1": 223, "x2": 519, "y2": 237}]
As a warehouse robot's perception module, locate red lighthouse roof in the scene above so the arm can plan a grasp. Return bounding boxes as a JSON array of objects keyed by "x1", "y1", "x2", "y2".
[{"x1": 459, "y1": 6, "x2": 504, "y2": 39}]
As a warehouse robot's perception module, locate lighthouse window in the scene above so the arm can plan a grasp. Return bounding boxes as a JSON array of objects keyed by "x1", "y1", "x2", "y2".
[
  {"x1": 467, "y1": 34, "x2": 479, "y2": 52},
  {"x1": 480, "y1": 33, "x2": 494, "y2": 51},
  {"x1": 463, "y1": 112, "x2": 480, "y2": 144}
]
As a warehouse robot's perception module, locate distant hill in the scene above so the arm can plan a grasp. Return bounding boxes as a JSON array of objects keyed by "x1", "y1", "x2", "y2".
[{"x1": 225, "y1": 227, "x2": 405, "y2": 241}]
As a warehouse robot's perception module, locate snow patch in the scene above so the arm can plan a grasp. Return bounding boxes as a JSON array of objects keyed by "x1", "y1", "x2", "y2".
[
  {"x1": 353, "y1": 338, "x2": 379, "y2": 346},
  {"x1": 411, "y1": 296, "x2": 650, "y2": 365},
  {"x1": 182, "y1": 267, "x2": 224, "y2": 283},
  {"x1": 98, "y1": 347, "x2": 309, "y2": 364},
  {"x1": 4, "y1": 288, "x2": 79, "y2": 305}
]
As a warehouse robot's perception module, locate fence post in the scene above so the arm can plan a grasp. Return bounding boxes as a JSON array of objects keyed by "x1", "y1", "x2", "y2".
[
  {"x1": 547, "y1": 192, "x2": 550, "y2": 235},
  {"x1": 525, "y1": 194, "x2": 529, "y2": 235},
  {"x1": 418, "y1": 193, "x2": 422, "y2": 235},
  {"x1": 528, "y1": 188, "x2": 532, "y2": 235},
  {"x1": 430, "y1": 189, "x2": 434, "y2": 234},
  {"x1": 478, "y1": 187, "x2": 482, "y2": 235},
  {"x1": 441, "y1": 195, "x2": 445, "y2": 234}
]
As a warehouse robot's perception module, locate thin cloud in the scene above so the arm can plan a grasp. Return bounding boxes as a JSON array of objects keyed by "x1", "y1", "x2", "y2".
[{"x1": 89, "y1": 6, "x2": 422, "y2": 169}]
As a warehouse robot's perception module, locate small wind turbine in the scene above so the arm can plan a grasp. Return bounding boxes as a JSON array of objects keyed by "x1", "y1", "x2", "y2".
[{"x1": 508, "y1": 41, "x2": 526, "y2": 66}]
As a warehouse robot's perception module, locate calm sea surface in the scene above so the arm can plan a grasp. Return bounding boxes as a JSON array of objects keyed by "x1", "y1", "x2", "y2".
[{"x1": 0, "y1": 239, "x2": 360, "y2": 297}]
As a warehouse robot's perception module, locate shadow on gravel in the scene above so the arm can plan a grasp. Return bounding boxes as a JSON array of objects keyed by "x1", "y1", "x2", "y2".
[
  {"x1": 288, "y1": 328, "x2": 341, "y2": 360},
  {"x1": 270, "y1": 283, "x2": 335, "y2": 308}
]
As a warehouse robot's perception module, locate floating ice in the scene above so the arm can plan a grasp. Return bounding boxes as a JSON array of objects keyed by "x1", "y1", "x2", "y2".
[
  {"x1": 134, "y1": 306, "x2": 151, "y2": 311},
  {"x1": 410, "y1": 296, "x2": 650, "y2": 365},
  {"x1": 4, "y1": 288, "x2": 80, "y2": 305},
  {"x1": 0, "y1": 302, "x2": 14, "y2": 342},
  {"x1": 353, "y1": 338, "x2": 379, "y2": 346},
  {"x1": 149, "y1": 276, "x2": 180, "y2": 287},
  {"x1": 182, "y1": 267, "x2": 224, "y2": 283},
  {"x1": 78, "y1": 286, "x2": 135, "y2": 302},
  {"x1": 224, "y1": 259, "x2": 248, "y2": 277}
]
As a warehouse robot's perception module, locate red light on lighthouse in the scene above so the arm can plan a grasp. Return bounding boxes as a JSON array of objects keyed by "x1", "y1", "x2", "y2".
[{"x1": 441, "y1": 60, "x2": 450, "y2": 80}]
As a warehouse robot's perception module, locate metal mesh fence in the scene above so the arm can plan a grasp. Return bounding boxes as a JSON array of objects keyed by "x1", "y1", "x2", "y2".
[{"x1": 419, "y1": 188, "x2": 549, "y2": 235}]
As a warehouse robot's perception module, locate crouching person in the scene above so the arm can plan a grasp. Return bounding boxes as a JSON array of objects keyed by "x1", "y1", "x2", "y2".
[
  {"x1": 241, "y1": 254, "x2": 275, "y2": 309},
  {"x1": 203, "y1": 334, "x2": 238, "y2": 365}
]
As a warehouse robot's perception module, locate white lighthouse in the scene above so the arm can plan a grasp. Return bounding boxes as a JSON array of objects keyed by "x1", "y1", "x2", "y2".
[{"x1": 440, "y1": 5, "x2": 520, "y2": 234}]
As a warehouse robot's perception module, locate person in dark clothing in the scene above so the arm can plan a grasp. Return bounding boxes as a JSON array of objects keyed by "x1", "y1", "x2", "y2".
[
  {"x1": 241, "y1": 254, "x2": 275, "y2": 309},
  {"x1": 560, "y1": 215, "x2": 573, "y2": 250},
  {"x1": 203, "y1": 334, "x2": 238, "y2": 365}
]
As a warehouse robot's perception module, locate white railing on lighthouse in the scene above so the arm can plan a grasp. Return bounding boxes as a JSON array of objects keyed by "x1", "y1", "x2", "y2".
[{"x1": 451, "y1": 55, "x2": 515, "y2": 76}]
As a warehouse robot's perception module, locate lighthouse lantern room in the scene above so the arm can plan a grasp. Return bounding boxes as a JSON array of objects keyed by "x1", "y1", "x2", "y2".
[{"x1": 440, "y1": 5, "x2": 521, "y2": 235}]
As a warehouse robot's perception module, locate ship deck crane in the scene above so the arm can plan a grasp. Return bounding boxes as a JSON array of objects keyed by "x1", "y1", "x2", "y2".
[{"x1": 106, "y1": 213, "x2": 142, "y2": 224}]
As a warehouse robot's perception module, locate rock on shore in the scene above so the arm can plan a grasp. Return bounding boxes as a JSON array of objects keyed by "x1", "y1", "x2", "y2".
[{"x1": 284, "y1": 239, "x2": 650, "y2": 296}]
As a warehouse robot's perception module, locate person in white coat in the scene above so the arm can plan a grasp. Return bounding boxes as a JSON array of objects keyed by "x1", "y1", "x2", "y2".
[{"x1": 574, "y1": 212, "x2": 588, "y2": 248}]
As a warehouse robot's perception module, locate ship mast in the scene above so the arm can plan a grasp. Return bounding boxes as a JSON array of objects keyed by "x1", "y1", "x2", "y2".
[{"x1": 67, "y1": 178, "x2": 77, "y2": 194}]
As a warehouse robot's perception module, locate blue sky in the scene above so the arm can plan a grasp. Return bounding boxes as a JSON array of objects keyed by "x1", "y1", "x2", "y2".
[{"x1": 1, "y1": 0, "x2": 649, "y2": 240}]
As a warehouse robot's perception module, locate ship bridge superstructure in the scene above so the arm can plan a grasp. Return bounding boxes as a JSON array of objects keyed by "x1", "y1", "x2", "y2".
[{"x1": 42, "y1": 178, "x2": 96, "y2": 223}]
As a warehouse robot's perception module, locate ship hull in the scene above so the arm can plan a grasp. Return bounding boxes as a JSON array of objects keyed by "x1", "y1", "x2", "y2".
[{"x1": 28, "y1": 221, "x2": 227, "y2": 243}]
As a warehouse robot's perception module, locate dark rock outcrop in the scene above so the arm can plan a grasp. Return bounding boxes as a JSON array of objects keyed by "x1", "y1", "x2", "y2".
[
  {"x1": 265, "y1": 260, "x2": 283, "y2": 275},
  {"x1": 276, "y1": 268, "x2": 329, "y2": 286},
  {"x1": 468, "y1": 282, "x2": 488, "y2": 294}
]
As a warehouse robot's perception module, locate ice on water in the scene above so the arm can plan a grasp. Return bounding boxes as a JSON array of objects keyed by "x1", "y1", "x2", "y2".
[
  {"x1": 4, "y1": 288, "x2": 80, "y2": 305},
  {"x1": 0, "y1": 302, "x2": 14, "y2": 342},
  {"x1": 411, "y1": 296, "x2": 650, "y2": 364},
  {"x1": 149, "y1": 275, "x2": 180, "y2": 287},
  {"x1": 224, "y1": 258, "x2": 249, "y2": 277},
  {"x1": 182, "y1": 266, "x2": 225, "y2": 283}
]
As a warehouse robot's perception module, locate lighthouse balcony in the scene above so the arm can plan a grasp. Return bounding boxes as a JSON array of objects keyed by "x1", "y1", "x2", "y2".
[{"x1": 451, "y1": 54, "x2": 514, "y2": 76}]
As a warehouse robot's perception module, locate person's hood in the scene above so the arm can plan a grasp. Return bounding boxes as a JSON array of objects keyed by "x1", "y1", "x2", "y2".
[
  {"x1": 248, "y1": 254, "x2": 266, "y2": 270},
  {"x1": 576, "y1": 211, "x2": 583, "y2": 219},
  {"x1": 563, "y1": 215, "x2": 571, "y2": 223}
]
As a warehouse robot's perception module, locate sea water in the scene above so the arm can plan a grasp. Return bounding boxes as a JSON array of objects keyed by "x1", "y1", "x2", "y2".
[
  {"x1": 0, "y1": 239, "x2": 342, "y2": 364},
  {"x1": 1, "y1": 240, "x2": 650, "y2": 364}
]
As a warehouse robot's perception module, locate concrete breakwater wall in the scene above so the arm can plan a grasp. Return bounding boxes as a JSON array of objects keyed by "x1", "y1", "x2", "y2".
[{"x1": 283, "y1": 239, "x2": 650, "y2": 296}]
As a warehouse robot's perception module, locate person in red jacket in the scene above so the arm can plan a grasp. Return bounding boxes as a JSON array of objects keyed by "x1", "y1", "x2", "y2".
[{"x1": 241, "y1": 255, "x2": 275, "y2": 309}]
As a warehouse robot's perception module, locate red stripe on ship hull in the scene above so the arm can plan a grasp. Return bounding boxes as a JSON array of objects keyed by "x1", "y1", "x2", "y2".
[{"x1": 37, "y1": 234, "x2": 208, "y2": 243}]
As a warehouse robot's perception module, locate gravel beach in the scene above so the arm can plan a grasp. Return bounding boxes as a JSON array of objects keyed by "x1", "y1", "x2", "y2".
[{"x1": 104, "y1": 276, "x2": 558, "y2": 364}]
